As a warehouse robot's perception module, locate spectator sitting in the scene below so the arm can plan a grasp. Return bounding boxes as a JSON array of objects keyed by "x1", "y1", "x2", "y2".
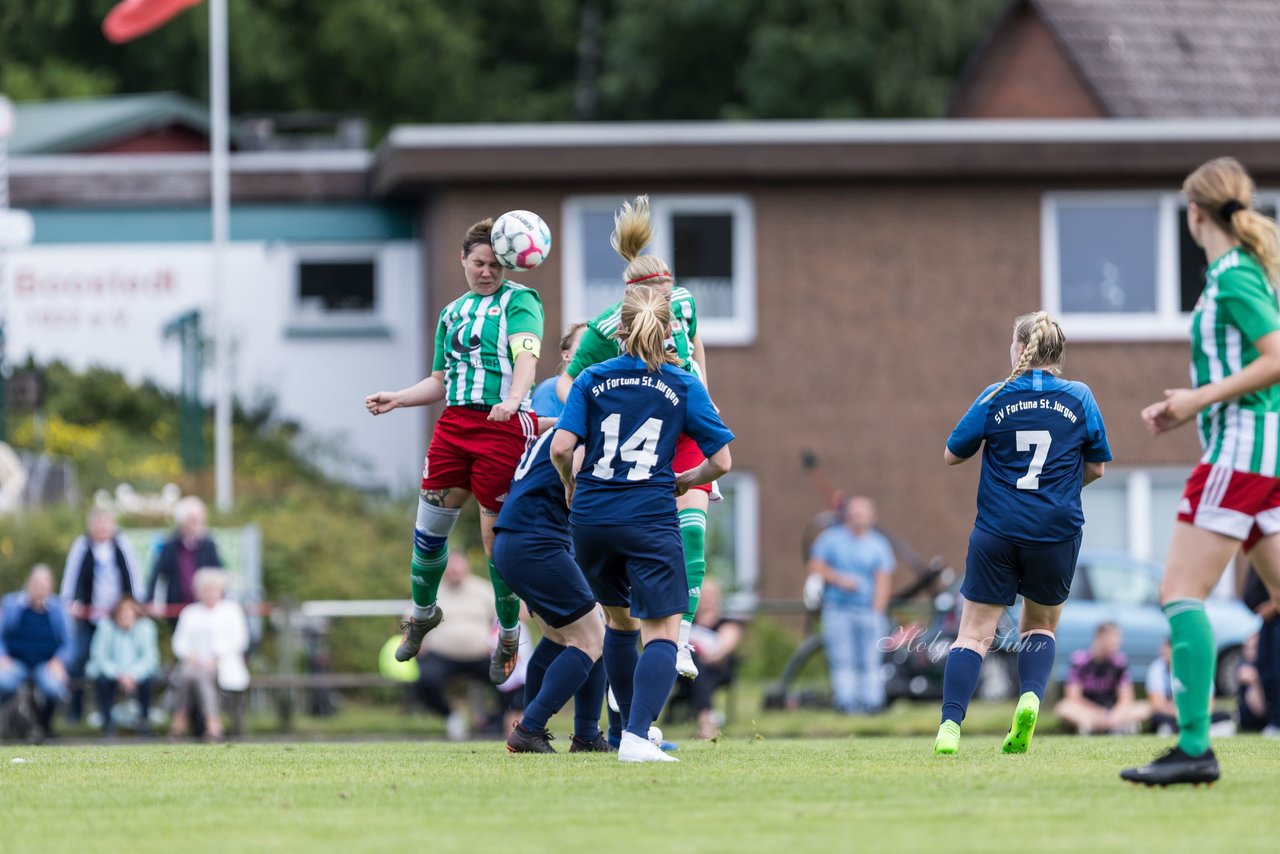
[
  {"x1": 1144, "y1": 640, "x2": 1179, "y2": 736},
  {"x1": 1143, "y1": 638, "x2": 1235, "y2": 739},
  {"x1": 170, "y1": 569, "x2": 249, "y2": 741},
  {"x1": 0, "y1": 565, "x2": 73, "y2": 739},
  {"x1": 148, "y1": 496, "x2": 223, "y2": 626},
  {"x1": 1240, "y1": 567, "x2": 1280, "y2": 737},
  {"x1": 1237, "y1": 632, "x2": 1269, "y2": 733},
  {"x1": 415, "y1": 552, "x2": 498, "y2": 741},
  {"x1": 1055, "y1": 622, "x2": 1150, "y2": 734},
  {"x1": 86, "y1": 596, "x2": 160, "y2": 737},
  {"x1": 685, "y1": 577, "x2": 744, "y2": 739},
  {"x1": 60, "y1": 506, "x2": 144, "y2": 723}
]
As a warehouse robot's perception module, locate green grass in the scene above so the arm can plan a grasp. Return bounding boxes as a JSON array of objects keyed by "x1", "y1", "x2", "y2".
[{"x1": 2, "y1": 736, "x2": 1277, "y2": 853}]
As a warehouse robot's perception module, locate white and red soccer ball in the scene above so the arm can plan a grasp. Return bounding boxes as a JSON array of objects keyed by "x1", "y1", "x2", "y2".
[{"x1": 491, "y1": 210, "x2": 552, "y2": 271}]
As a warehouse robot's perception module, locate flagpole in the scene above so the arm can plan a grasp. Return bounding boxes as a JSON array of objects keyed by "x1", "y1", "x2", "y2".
[{"x1": 210, "y1": 0, "x2": 232, "y2": 510}]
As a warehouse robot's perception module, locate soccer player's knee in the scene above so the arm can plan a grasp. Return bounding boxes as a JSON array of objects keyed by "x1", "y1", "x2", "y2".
[{"x1": 414, "y1": 499, "x2": 461, "y2": 552}]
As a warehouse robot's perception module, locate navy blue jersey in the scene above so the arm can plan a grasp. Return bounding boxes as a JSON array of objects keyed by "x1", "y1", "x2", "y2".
[
  {"x1": 557, "y1": 355, "x2": 734, "y2": 525},
  {"x1": 947, "y1": 369, "x2": 1112, "y2": 545},
  {"x1": 493, "y1": 430, "x2": 570, "y2": 545}
]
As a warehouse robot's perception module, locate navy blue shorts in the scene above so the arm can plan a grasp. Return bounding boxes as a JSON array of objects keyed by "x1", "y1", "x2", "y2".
[
  {"x1": 961, "y1": 527, "x2": 1082, "y2": 607},
  {"x1": 571, "y1": 521, "x2": 686, "y2": 620},
  {"x1": 492, "y1": 530, "x2": 596, "y2": 629}
]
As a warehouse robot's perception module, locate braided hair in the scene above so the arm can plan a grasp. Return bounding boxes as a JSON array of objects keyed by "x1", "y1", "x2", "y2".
[{"x1": 982, "y1": 311, "x2": 1066, "y2": 403}]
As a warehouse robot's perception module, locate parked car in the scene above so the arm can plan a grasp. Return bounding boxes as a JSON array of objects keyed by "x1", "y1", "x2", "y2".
[{"x1": 1015, "y1": 550, "x2": 1260, "y2": 695}]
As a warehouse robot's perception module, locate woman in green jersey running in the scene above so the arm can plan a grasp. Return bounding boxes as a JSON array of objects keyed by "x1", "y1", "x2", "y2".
[
  {"x1": 1122, "y1": 157, "x2": 1280, "y2": 786},
  {"x1": 365, "y1": 217, "x2": 543, "y2": 684},
  {"x1": 555, "y1": 196, "x2": 714, "y2": 680}
]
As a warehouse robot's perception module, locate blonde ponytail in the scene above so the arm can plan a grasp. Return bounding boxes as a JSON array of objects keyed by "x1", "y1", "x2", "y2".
[
  {"x1": 1184, "y1": 156, "x2": 1280, "y2": 282},
  {"x1": 611, "y1": 195, "x2": 674, "y2": 288},
  {"x1": 1232, "y1": 209, "x2": 1280, "y2": 283},
  {"x1": 618, "y1": 285, "x2": 680, "y2": 371},
  {"x1": 982, "y1": 311, "x2": 1066, "y2": 403}
]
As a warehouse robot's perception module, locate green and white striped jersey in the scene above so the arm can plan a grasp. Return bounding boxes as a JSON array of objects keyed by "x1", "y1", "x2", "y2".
[
  {"x1": 1191, "y1": 247, "x2": 1280, "y2": 474},
  {"x1": 565, "y1": 286, "x2": 701, "y2": 379},
  {"x1": 432, "y1": 280, "x2": 544, "y2": 410}
]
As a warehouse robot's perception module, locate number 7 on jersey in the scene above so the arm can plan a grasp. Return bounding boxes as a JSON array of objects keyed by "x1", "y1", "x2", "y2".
[{"x1": 1015, "y1": 430, "x2": 1052, "y2": 490}]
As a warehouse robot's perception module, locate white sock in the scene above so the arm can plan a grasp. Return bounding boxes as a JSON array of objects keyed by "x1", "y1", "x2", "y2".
[{"x1": 678, "y1": 620, "x2": 692, "y2": 648}]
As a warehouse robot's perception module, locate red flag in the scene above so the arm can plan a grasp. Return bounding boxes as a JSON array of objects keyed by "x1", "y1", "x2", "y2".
[{"x1": 103, "y1": 0, "x2": 206, "y2": 44}]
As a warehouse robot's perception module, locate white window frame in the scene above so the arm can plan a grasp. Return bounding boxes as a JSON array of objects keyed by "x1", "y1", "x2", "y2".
[
  {"x1": 710, "y1": 472, "x2": 760, "y2": 611},
  {"x1": 1044, "y1": 189, "x2": 1280, "y2": 341},
  {"x1": 283, "y1": 243, "x2": 389, "y2": 337},
  {"x1": 562, "y1": 194, "x2": 757, "y2": 345}
]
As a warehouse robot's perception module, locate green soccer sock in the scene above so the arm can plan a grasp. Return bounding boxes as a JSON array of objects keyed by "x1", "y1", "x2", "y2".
[
  {"x1": 1165, "y1": 598, "x2": 1216, "y2": 757},
  {"x1": 490, "y1": 558, "x2": 521, "y2": 631},
  {"x1": 410, "y1": 542, "x2": 448, "y2": 609},
  {"x1": 679, "y1": 508, "x2": 708, "y2": 624}
]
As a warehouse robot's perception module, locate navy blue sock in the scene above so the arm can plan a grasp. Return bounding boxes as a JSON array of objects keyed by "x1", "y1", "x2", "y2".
[
  {"x1": 1017, "y1": 631, "x2": 1056, "y2": 700},
  {"x1": 940, "y1": 647, "x2": 984, "y2": 726},
  {"x1": 573, "y1": 658, "x2": 607, "y2": 741},
  {"x1": 625, "y1": 639, "x2": 678, "y2": 739},
  {"x1": 603, "y1": 628, "x2": 640, "y2": 732},
  {"x1": 520, "y1": 646, "x2": 594, "y2": 734},
  {"x1": 524, "y1": 638, "x2": 565, "y2": 708},
  {"x1": 607, "y1": 703, "x2": 624, "y2": 747}
]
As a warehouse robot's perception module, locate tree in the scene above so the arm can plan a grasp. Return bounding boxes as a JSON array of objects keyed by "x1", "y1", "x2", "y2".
[{"x1": 0, "y1": 0, "x2": 1006, "y2": 133}]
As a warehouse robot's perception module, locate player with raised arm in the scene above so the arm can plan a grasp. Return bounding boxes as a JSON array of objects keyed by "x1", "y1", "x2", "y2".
[
  {"x1": 556, "y1": 196, "x2": 713, "y2": 680},
  {"x1": 551, "y1": 285, "x2": 734, "y2": 763},
  {"x1": 1122, "y1": 158, "x2": 1280, "y2": 787},
  {"x1": 934, "y1": 311, "x2": 1111, "y2": 756},
  {"x1": 365, "y1": 218, "x2": 541, "y2": 683}
]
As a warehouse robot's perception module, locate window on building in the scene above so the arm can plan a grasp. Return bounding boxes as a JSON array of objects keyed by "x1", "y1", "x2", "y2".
[
  {"x1": 1080, "y1": 467, "x2": 1190, "y2": 566},
  {"x1": 562, "y1": 195, "x2": 756, "y2": 345},
  {"x1": 298, "y1": 260, "x2": 376, "y2": 313},
  {"x1": 286, "y1": 247, "x2": 387, "y2": 337},
  {"x1": 1044, "y1": 191, "x2": 1280, "y2": 340},
  {"x1": 703, "y1": 472, "x2": 759, "y2": 611}
]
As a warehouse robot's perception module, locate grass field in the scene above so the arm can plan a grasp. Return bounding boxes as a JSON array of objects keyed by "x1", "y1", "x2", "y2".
[{"x1": 2, "y1": 735, "x2": 1277, "y2": 854}]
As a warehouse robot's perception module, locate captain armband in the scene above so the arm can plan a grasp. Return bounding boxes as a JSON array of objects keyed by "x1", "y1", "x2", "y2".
[{"x1": 510, "y1": 335, "x2": 541, "y2": 361}]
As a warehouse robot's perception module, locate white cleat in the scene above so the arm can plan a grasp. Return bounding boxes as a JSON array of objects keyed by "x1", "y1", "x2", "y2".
[
  {"x1": 619, "y1": 731, "x2": 679, "y2": 763},
  {"x1": 676, "y1": 644, "x2": 699, "y2": 680},
  {"x1": 607, "y1": 686, "x2": 620, "y2": 713}
]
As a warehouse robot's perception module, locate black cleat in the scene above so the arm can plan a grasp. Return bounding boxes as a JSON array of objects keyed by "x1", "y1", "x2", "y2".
[
  {"x1": 395, "y1": 606, "x2": 443, "y2": 662},
  {"x1": 489, "y1": 633, "x2": 520, "y2": 684},
  {"x1": 569, "y1": 732, "x2": 615, "y2": 753},
  {"x1": 1120, "y1": 746, "x2": 1220, "y2": 787},
  {"x1": 507, "y1": 723, "x2": 555, "y2": 754}
]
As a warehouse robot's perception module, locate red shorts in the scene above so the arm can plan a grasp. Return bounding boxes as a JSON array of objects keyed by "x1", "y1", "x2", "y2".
[
  {"x1": 421, "y1": 406, "x2": 537, "y2": 511},
  {"x1": 674, "y1": 434, "x2": 712, "y2": 495},
  {"x1": 1177, "y1": 462, "x2": 1280, "y2": 551}
]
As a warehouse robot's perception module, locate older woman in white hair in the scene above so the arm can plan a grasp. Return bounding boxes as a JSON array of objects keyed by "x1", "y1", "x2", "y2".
[{"x1": 169, "y1": 569, "x2": 248, "y2": 741}]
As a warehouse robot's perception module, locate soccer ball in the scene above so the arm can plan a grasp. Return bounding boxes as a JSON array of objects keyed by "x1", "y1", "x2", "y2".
[{"x1": 491, "y1": 210, "x2": 552, "y2": 271}]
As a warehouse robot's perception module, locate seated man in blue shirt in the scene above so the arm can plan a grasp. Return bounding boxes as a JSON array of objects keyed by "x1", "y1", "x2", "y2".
[
  {"x1": 0, "y1": 565, "x2": 74, "y2": 738},
  {"x1": 808, "y1": 496, "x2": 895, "y2": 714}
]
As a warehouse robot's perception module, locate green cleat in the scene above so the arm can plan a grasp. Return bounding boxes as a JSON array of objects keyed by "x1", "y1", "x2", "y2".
[
  {"x1": 1002, "y1": 691, "x2": 1040, "y2": 754},
  {"x1": 933, "y1": 720, "x2": 961, "y2": 755}
]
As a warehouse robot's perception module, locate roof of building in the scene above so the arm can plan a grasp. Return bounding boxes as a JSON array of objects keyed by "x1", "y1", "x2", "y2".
[
  {"x1": 962, "y1": 0, "x2": 1280, "y2": 118},
  {"x1": 6, "y1": 92, "x2": 212, "y2": 154}
]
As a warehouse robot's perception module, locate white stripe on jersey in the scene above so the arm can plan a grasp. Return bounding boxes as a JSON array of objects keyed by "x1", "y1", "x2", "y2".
[
  {"x1": 1201, "y1": 285, "x2": 1222, "y2": 383},
  {"x1": 1263, "y1": 413, "x2": 1279, "y2": 477},
  {"x1": 494, "y1": 287, "x2": 514, "y2": 404},
  {"x1": 596, "y1": 306, "x2": 623, "y2": 336},
  {"x1": 1234, "y1": 408, "x2": 1257, "y2": 472},
  {"x1": 467, "y1": 295, "x2": 495, "y2": 404},
  {"x1": 448, "y1": 298, "x2": 475, "y2": 405}
]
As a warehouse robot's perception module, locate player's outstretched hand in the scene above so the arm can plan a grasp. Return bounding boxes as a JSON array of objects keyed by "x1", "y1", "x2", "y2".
[
  {"x1": 1142, "y1": 388, "x2": 1196, "y2": 435},
  {"x1": 488, "y1": 400, "x2": 519, "y2": 422},
  {"x1": 365, "y1": 391, "x2": 399, "y2": 416}
]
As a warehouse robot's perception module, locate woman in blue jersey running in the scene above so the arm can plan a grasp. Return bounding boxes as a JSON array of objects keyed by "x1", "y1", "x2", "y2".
[
  {"x1": 551, "y1": 285, "x2": 734, "y2": 763},
  {"x1": 934, "y1": 311, "x2": 1111, "y2": 756}
]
